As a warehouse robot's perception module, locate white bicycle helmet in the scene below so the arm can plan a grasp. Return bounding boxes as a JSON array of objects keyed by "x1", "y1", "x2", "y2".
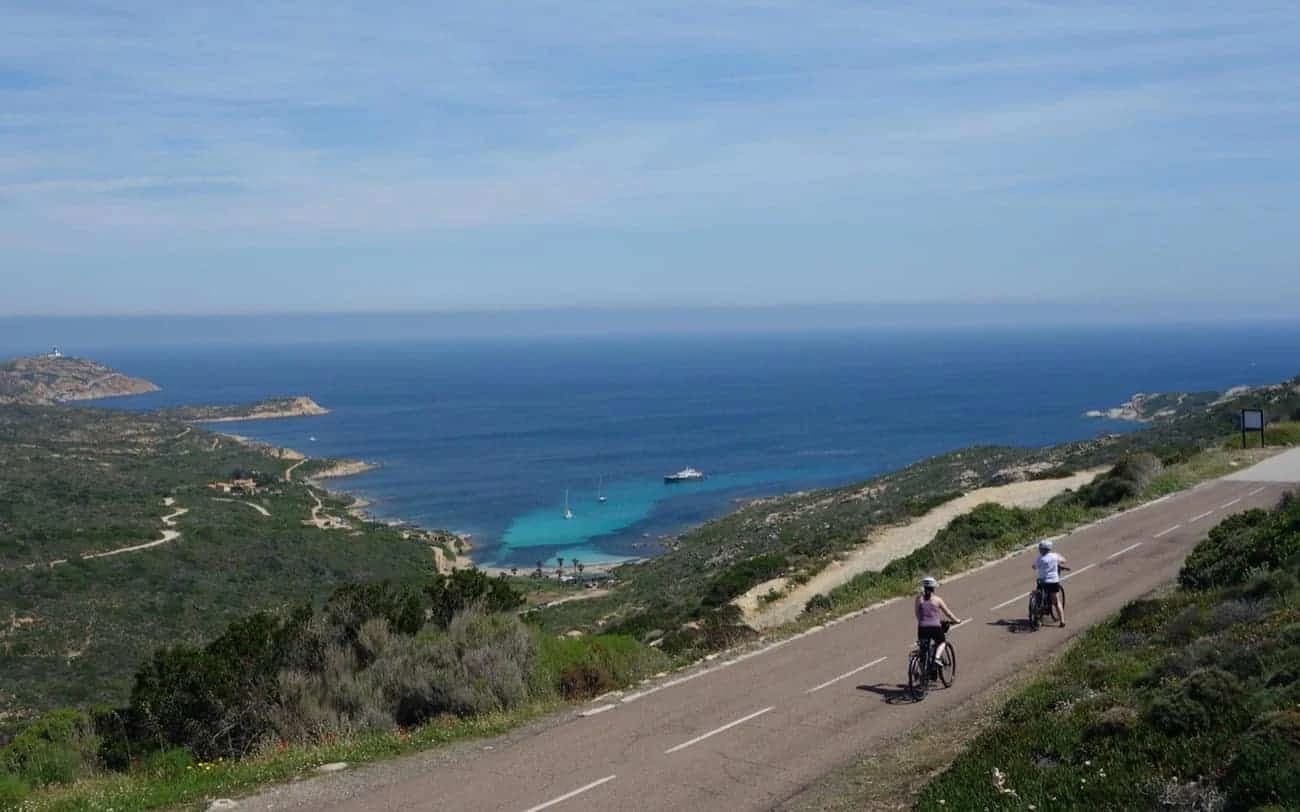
[
  {"x1": 920, "y1": 576, "x2": 938, "y2": 590},
  {"x1": 1038, "y1": 539, "x2": 1054, "y2": 553}
]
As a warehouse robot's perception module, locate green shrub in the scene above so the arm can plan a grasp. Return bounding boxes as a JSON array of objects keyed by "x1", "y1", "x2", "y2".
[
  {"x1": 1146, "y1": 667, "x2": 1250, "y2": 735},
  {"x1": 139, "y1": 747, "x2": 193, "y2": 777},
  {"x1": 1030, "y1": 466, "x2": 1076, "y2": 480},
  {"x1": 904, "y1": 491, "x2": 962, "y2": 516},
  {"x1": 701, "y1": 554, "x2": 788, "y2": 607},
  {"x1": 534, "y1": 634, "x2": 666, "y2": 699},
  {"x1": 129, "y1": 611, "x2": 289, "y2": 760},
  {"x1": 882, "y1": 502, "x2": 1032, "y2": 578},
  {"x1": 278, "y1": 610, "x2": 538, "y2": 737},
  {"x1": 0, "y1": 774, "x2": 29, "y2": 807},
  {"x1": 1074, "y1": 453, "x2": 1163, "y2": 507},
  {"x1": 804, "y1": 594, "x2": 833, "y2": 614},
  {"x1": 426, "y1": 569, "x2": 525, "y2": 629},
  {"x1": 1083, "y1": 705, "x2": 1138, "y2": 740},
  {"x1": 1225, "y1": 710, "x2": 1300, "y2": 809},
  {"x1": 0, "y1": 708, "x2": 99, "y2": 787},
  {"x1": 1180, "y1": 499, "x2": 1300, "y2": 590}
]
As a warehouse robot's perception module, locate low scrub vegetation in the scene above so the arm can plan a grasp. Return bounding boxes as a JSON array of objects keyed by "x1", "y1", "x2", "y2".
[
  {"x1": 0, "y1": 570, "x2": 665, "y2": 807},
  {"x1": 917, "y1": 492, "x2": 1300, "y2": 810}
]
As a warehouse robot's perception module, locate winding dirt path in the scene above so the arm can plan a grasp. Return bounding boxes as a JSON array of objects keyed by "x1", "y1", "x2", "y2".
[
  {"x1": 739, "y1": 468, "x2": 1107, "y2": 629},
  {"x1": 212, "y1": 497, "x2": 271, "y2": 517},
  {"x1": 285, "y1": 458, "x2": 307, "y2": 482},
  {"x1": 70, "y1": 500, "x2": 189, "y2": 563}
]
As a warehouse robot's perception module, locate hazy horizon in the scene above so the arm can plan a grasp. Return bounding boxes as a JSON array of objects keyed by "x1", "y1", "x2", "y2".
[{"x1": 4, "y1": 302, "x2": 1300, "y2": 353}]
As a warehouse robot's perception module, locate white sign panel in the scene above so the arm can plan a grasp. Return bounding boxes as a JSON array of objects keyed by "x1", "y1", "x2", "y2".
[{"x1": 1242, "y1": 409, "x2": 1265, "y2": 431}]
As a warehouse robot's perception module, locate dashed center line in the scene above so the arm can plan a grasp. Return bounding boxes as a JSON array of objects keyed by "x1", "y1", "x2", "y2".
[
  {"x1": 990, "y1": 590, "x2": 1033, "y2": 612},
  {"x1": 523, "y1": 775, "x2": 617, "y2": 812},
  {"x1": 991, "y1": 562, "x2": 1098, "y2": 612},
  {"x1": 1061, "y1": 562, "x2": 1096, "y2": 580},
  {"x1": 805, "y1": 657, "x2": 887, "y2": 694},
  {"x1": 1153, "y1": 524, "x2": 1181, "y2": 539},
  {"x1": 1218, "y1": 498, "x2": 1241, "y2": 510},
  {"x1": 579, "y1": 704, "x2": 616, "y2": 718},
  {"x1": 1248, "y1": 486, "x2": 1266, "y2": 496},
  {"x1": 1106, "y1": 541, "x2": 1144, "y2": 560},
  {"x1": 1188, "y1": 509, "x2": 1215, "y2": 523},
  {"x1": 664, "y1": 707, "x2": 774, "y2": 755}
]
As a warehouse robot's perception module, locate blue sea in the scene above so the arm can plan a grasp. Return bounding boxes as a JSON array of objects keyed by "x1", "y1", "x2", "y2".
[{"x1": 17, "y1": 324, "x2": 1300, "y2": 568}]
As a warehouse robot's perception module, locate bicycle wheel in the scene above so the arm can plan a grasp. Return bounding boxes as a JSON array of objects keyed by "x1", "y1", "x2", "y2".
[
  {"x1": 908, "y1": 653, "x2": 928, "y2": 699},
  {"x1": 1027, "y1": 592, "x2": 1040, "y2": 630},
  {"x1": 938, "y1": 643, "x2": 956, "y2": 688}
]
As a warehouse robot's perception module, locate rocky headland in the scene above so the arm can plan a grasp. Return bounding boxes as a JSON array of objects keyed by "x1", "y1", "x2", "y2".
[
  {"x1": 162, "y1": 396, "x2": 330, "y2": 422},
  {"x1": 0, "y1": 355, "x2": 160, "y2": 405}
]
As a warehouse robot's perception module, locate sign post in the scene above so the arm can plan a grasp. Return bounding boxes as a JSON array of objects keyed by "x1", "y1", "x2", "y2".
[{"x1": 1242, "y1": 408, "x2": 1265, "y2": 448}]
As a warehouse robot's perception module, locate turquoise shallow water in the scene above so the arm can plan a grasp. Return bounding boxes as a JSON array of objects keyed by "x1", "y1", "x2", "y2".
[
  {"x1": 65, "y1": 324, "x2": 1300, "y2": 568},
  {"x1": 501, "y1": 469, "x2": 819, "y2": 564}
]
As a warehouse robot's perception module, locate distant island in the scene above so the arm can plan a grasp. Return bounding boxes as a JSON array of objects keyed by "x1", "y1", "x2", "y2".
[
  {"x1": 0, "y1": 352, "x2": 159, "y2": 405},
  {"x1": 161, "y1": 395, "x2": 330, "y2": 422}
]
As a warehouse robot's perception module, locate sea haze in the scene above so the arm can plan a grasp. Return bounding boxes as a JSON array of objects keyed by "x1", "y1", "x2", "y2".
[{"x1": 57, "y1": 324, "x2": 1300, "y2": 568}]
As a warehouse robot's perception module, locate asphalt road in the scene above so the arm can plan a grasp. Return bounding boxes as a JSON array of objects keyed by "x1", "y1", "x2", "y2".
[{"x1": 241, "y1": 448, "x2": 1300, "y2": 812}]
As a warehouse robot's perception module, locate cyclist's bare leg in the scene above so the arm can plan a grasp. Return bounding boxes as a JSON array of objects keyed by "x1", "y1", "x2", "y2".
[{"x1": 1054, "y1": 591, "x2": 1065, "y2": 626}]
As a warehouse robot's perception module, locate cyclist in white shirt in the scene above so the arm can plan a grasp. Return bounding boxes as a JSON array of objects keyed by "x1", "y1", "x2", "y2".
[{"x1": 1033, "y1": 540, "x2": 1068, "y2": 627}]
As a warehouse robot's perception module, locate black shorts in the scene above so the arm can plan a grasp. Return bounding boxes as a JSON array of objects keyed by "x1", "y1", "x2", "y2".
[
  {"x1": 1038, "y1": 581, "x2": 1062, "y2": 595},
  {"x1": 917, "y1": 625, "x2": 946, "y2": 644}
]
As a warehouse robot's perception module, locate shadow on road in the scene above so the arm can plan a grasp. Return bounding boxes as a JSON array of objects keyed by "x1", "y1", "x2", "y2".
[
  {"x1": 989, "y1": 618, "x2": 1035, "y2": 634},
  {"x1": 857, "y1": 683, "x2": 917, "y2": 705}
]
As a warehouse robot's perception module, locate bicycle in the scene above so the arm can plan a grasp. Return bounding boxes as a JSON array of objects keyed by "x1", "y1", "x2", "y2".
[
  {"x1": 1027, "y1": 565, "x2": 1070, "y2": 630},
  {"x1": 908, "y1": 621, "x2": 956, "y2": 700}
]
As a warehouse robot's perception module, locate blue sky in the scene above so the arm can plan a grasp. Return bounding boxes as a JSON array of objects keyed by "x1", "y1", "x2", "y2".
[{"x1": 1, "y1": 2, "x2": 1298, "y2": 316}]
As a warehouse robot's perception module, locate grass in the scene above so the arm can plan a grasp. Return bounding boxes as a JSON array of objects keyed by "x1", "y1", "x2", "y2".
[{"x1": 17, "y1": 702, "x2": 559, "y2": 811}]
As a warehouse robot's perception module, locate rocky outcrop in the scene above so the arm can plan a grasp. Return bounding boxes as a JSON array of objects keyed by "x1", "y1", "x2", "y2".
[
  {"x1": 163, "y1": 396, "x2": 330, "y2": 423},
  {"x1": 0, "y1": 356, "x2": 159, "y2": 405},
  {"x1": 1084, "y1": 390, "x2": 1218, "y2": 423}
]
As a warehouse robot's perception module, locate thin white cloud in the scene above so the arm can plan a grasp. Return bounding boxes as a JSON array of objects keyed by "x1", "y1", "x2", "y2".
[{"x1": 0, "y1": 1, "x2": 1297, "y2": 242}]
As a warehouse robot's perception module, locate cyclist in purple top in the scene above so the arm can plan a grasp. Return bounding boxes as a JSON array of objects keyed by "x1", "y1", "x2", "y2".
[{"x1": 915, "y1": 576, "x2": 963, "y2": 662}]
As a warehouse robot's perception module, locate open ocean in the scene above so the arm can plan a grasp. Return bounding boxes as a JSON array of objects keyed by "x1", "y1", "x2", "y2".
[{"x1": 16, "y1": 323, "x2": 1299, "y2": 568}]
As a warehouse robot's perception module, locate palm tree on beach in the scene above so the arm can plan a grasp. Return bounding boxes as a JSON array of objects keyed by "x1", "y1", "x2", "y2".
[
  {"x1": 534, "y1": 560, "x2": 544, "y2": 578},
  {"x1": 575, "y1": 560, "x2": 585, "y2": 576},
  {"x1": 556, "y1": 556, "x2": 564, "y2": 570},
  {"x1": 510, "y1": 566, "x2": 518, "y2": 577}
]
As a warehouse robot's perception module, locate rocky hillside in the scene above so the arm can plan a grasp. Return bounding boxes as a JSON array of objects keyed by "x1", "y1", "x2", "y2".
[
  {"x1": 0, "y1": 355, "x2": 159, "y2": 405},
  {"x1": 1086, "y1": 378, "x2": 1300, "y2": 423}
]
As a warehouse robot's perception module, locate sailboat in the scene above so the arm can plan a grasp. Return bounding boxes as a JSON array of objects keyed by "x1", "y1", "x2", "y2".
[
  {"x1": 563, "y1": 489, "x2": 574, "y2": 520},
  {"x1": 597, "y1": 475, "x2": 607, "y2": 503}
]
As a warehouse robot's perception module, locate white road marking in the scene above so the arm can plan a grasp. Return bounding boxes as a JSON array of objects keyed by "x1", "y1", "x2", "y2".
[
  {"x1": 805, "y1": 657, "x2": 888, "y2": 694},
  {"x1": 1061, "y1": 563, "x2": 1097, "y2": 580},
  {"x1": 523, "y1": 775, "x2": 617, "y2": 812},
  {"x1": 1248, "y1": 486, "x2": 1266, "y2": 496},
  {"x1": 1153, "y1": 524, "x2": 1181, "y2": 539},
  {"x1": 1218, "y1": 498, "x2": 1241, "y2": 510},
  {"x1": 579, "y1": 704, "x2": 616, "y2": 717},
  {"x1": 621, "y1": 668, "x2": 714, "y2": 703},
  {"x1": 1106, "y1": 542, "x2": 1144, "y2": 560},
  {"x1": 1188, "y1": 509, "x2": 1215, "y2": 523},
  {"x1": 992, "y1": 561, "x2": 1099, "y2": 611},
  {"x1": 664, "y1": 707, "x2": 775, "y2": 755},
  {"x1": 990, "y1": 590, "x2": 1033, "y2": 612}
]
